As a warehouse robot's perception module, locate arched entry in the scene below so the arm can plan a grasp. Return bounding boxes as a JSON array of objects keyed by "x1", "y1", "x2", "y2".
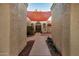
[{"x1": 35, "y1": 22, "x2": 42, "y2": 33}]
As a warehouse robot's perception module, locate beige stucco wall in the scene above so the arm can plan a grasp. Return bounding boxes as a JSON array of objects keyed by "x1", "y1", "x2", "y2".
[
  {"x1": 51, "y1": 3, "x2": 79, "y2": 56},
  {"x1": 9, "y1": 3, "x2": 27, "y2": 56},
  {"x1": 70, "y1": 4, "x2": 79, "y2": 56},
  {"x1": 51, "y1": 4, "x2": 63, "y2": 53},
  {"x1": 0, "y1": 3, "x2": 28, "y2": 56},
  {"x1": 62, "y1": 4, "x2": 71, "y2": 56},
  {"x1": 0, "y1": 4, "x2": 10, "y2": 56},
  {"x1": 51, "y1": 3, "x2": 70, "y2": 55}
]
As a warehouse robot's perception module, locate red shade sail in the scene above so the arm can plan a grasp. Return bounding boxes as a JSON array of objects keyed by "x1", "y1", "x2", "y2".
[{"x1": 27, "y1": 11, "x2": 51, "y2": 21}]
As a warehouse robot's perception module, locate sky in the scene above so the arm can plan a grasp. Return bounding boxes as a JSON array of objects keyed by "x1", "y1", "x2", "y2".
[{"x1": 27, "y1": 3, "x2": 53, "y2": 11}]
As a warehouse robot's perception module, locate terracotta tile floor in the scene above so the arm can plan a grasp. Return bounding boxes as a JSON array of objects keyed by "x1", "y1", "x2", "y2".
[{"x1": 27, "y1": 33, "x2": 52, "y2": 56}]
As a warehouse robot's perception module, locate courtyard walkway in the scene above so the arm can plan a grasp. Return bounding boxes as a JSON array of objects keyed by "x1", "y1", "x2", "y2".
[{"x1": 27, "y1": 33, "x2": 51, "y2": 56}]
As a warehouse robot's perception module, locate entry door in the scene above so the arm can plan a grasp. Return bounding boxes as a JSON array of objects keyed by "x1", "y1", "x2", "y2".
[{"x1": 36, "y1": 22, "x2": 42, "y2": 32}]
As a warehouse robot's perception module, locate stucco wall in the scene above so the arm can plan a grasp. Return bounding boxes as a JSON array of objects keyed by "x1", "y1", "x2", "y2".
[
  {"x1": 51, "y1": 4, "x2": 63, "y2": 52},
  {"x1": 51, "y1": 3, "x2": 70, "y2": 55},
  {"x1": 70, "y1": 4, "x2": 79, "y2": 56},
  {"x1": 61, "y1": 4, "x2": 70, "y2": 56},
  {"x1": 0, "y1": 3, "x2": 28, "y2": 56},
  {"x1": 10, "y1": 3, "x2": 27, "y2": 56},
  {"x1": 51, "y1": 3, "x2": 79, "y2": 56},
  {"x1": 0, "y1": 4, "x2": 10, "y2": 56}
]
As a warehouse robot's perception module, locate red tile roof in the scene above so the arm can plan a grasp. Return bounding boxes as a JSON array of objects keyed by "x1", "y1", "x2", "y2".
[{"x1": 27, "y1": 11, "x2": 51, "y2": 21}]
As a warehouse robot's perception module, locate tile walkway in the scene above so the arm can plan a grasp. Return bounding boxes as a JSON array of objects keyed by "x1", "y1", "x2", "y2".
[{"x1": 27, "y1": 33, "x2": 52, "y2": 56}]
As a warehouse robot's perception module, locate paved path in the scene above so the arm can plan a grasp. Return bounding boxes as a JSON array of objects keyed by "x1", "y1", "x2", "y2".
[{"x1": 28, "y1": 33, "x2": 51, "y2": 56}]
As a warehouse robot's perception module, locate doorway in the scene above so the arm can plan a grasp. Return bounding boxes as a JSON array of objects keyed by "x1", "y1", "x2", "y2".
[{"x1": 35, "y1": 22, "x2": 42, "y2": 33}]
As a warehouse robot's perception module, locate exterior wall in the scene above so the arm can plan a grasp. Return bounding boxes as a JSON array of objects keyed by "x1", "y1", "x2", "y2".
[
  {"x1": 41, "y1": 21, "x2": 48, "y2": 33},
  {"x1": 18, "y1": 4, "x2": 27, "y2": 55},
  {"x1": 10, "y1": 4, "x2": 19, "y2": 56},
  {"x1": 10, "y1": 3, "x2": 27, "y2": 55},
  {"x1": 0, "y1": 3, "x2": 28, "y2": 56},
  {"x1": 51, "y1": 3, "x2": 64, "y2": 53},
  {"x1": 61, "y1": 4, "x2": 71, "y2": 55},
  {"x1": 29, "y1": 21, "x2": 48, "y2": 33},
  {"x1": 27, "y1": 17, "x2": 31, "y2": 26},
  {"x1": 47, "y1": 16, "x2": 52, "y2": 33},
  {"x1": 51, "y1": 3, "x2": 79, "y2": 56},
  {"x1": 0, "y1": 4, "x2": 10, "y2": 56},
  {"x1": 51, "y1": 3, "x2": 70, "y2": 55},
  {"x1": 70, "y1": 4, "x2": 79, "y2": 56}
]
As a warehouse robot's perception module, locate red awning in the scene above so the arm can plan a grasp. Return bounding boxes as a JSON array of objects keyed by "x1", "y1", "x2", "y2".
[{"x1": 27, "y1": 11, "x2": 51, "y2": 21}]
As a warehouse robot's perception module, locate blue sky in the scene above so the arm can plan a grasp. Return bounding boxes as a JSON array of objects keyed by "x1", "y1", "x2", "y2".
[{"x1": 27, "y1": 3, "x2": 53, "y2": 11}]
